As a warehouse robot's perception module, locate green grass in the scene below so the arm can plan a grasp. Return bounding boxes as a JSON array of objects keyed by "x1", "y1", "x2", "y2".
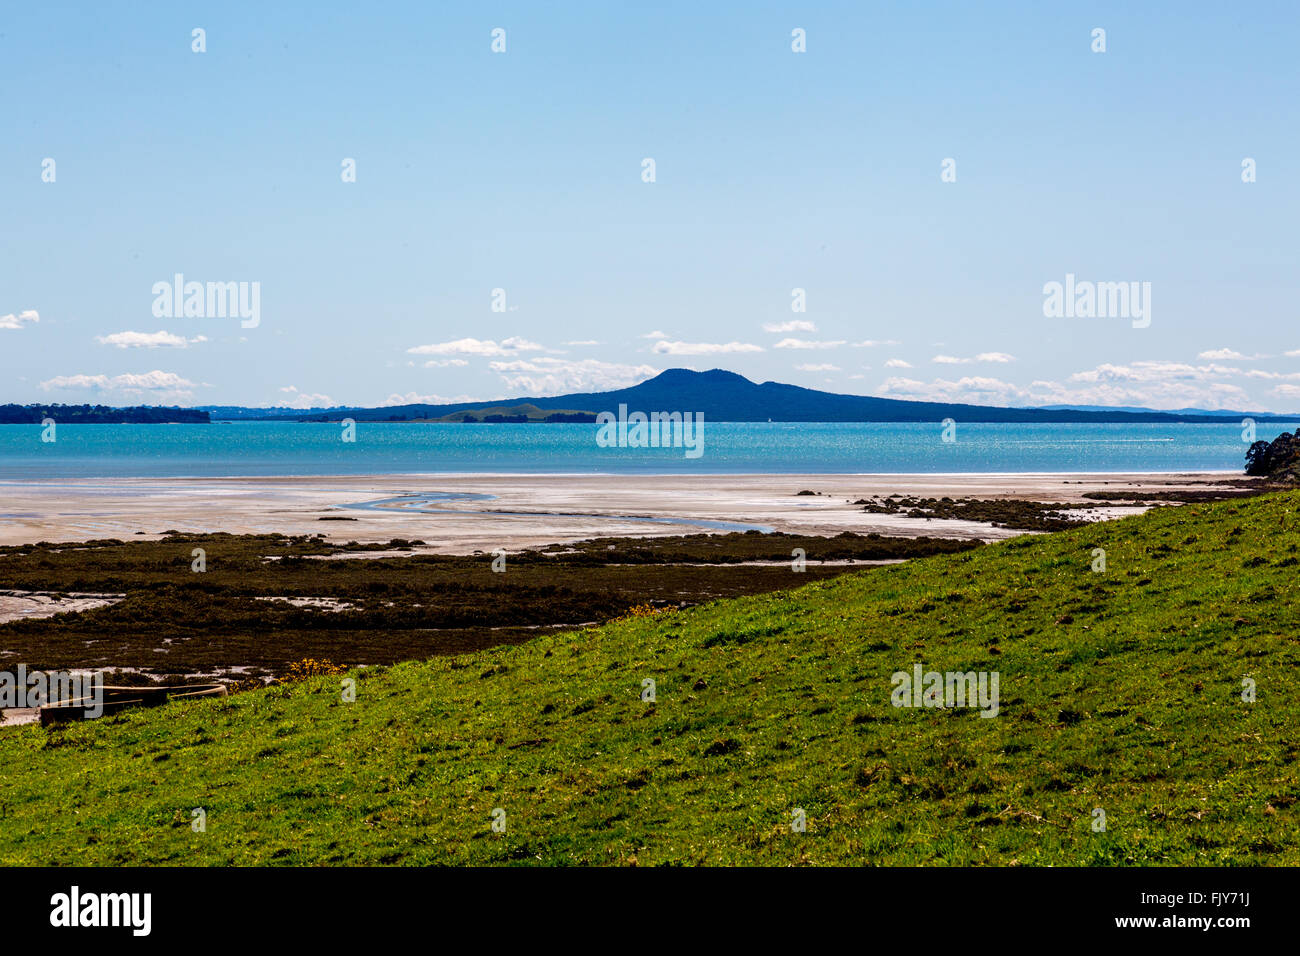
[{"x1": 1, "y1": 492, "x2": 1297, "y2": 865}]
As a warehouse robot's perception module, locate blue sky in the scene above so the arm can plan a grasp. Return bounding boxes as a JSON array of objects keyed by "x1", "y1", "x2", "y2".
[{"x1": 3, "y1": 1, "x2": 1298, "y2": 410}]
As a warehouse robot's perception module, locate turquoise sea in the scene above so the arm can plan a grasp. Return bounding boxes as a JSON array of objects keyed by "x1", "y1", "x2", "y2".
[{"x1": 0, "y1": 421, "x2": 1288, "y2": 479}]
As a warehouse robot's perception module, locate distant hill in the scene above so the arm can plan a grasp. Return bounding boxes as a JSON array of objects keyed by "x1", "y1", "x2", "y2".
[
  {"x1": 419, "y1": 404, "x2": 597, "y2": 424},
  {"x1": 202, "y1": 369, "x2": 1299, "y2": 425},
  {"x1": 0, "y1": 404, "x2": 208, "y2": 424},
  {"x1": 198, "y1": 405, "x2": 357, "y2": 421},
  {"x1": 1034, "y1": 404, "x2": 1273, "y2": 418}
]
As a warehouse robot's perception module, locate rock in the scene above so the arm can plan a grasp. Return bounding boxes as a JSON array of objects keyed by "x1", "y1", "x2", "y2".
[{"x1": 1245, "y1": 431, "x2": 1300, "y2": 480}]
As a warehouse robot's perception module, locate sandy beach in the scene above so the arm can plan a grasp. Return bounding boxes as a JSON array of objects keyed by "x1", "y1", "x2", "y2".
[{"x1": 0, "y1": 472, "x2": 1242, "y2": 552}]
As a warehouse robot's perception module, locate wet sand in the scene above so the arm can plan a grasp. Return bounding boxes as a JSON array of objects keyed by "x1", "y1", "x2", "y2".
[
  {"x1": 0, "y1": 591, "x2": 124, "y2": 625},
  {"x1": 0, "y1": 472, "x2": 1240, "y2": 552}
]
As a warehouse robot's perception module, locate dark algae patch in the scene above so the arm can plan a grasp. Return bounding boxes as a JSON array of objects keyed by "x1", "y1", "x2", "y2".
[
  {"x1": 856, "y1": 481, "x2": 1273, "y2": 531},
  {"x1": 0, "y1": 530, "x2": 978, "y2": 682}
]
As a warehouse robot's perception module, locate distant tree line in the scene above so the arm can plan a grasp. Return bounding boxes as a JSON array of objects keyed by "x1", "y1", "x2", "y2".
[
  {"x1": 0, "y1": 404, "x2": 210, "y2": 424},
  {"x1": 456, "y1": 412, "x2": 598, "y2": 423}
]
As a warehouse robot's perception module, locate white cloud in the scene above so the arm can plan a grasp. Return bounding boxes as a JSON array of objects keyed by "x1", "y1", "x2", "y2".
[
  {"x1": 1198, "y1": 348, "x2": 1248, "y2": 360},
  {"x1": 96, "y1": 330, "x2": 200, "y2": 349},
  {"x1": 879, "y1": 375, "x2": 1026, "y2": 404},
  {"x1": 423, "y1": 359, "x2": 470, "y2": 368},
  {"x1": 1198, "y1": 348, "x2": 1269, "y2": 361},
  {"x1": 564, "y1": 340, "x2": 601, "y2": 346},
  {"x1": 1240, "y1": 368, "x2": 1300, "y2": 381},
  {"x1": 884, "y1": 358, "x2": 913, "y2": 369},
  {"x1": 851, "y1": 339, "x2": 901, "y2": 347},
  {"x1": 1054, "y1": 361, "x2": 1255, "y2": 408},
  {"x1": 651, "y1": 340, "x2": 763, "y2": 355},
  {"x1": 641, "y1": 330, "x2": 669, "y2": 340},
  {"x1": 773, "y1": 337, "x2": 846, "y2": 350},
  {"x1": 932, "y1": 352, "x2": 1016, "y2": 365},
  {"x1": 0, "y1": 310, "x2": 39, "y2": 330},
  {"x1": 39, "y1": 370, "x2": 199, "y2": 397},
  {"x1": 763, "y1": 320, "x2": 817, "y2": 333},
  {"x1": 1069, "y1": 361, "x2": 1219, "y2": 385},
  {"x1": 878, "y1": 358, "x2": 1271, "y2": 410},
  {"x1": 488, "y1": 357, "x2": 660, "y2": 395},
  {"x1": 382, "y1": 391, "x2": 491, "y2": 406},
  {"x1": 406, "y1": 336, "x2": 547, "y2": 357},
  {"x1": 277, "y1": 385, "x2": 334, "y2": 408},
  {"x1": 795, "y1": 363, "x2": 840, "y2": 372}
]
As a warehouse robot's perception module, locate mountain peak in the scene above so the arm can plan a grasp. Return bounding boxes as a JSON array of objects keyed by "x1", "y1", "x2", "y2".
[{"x1": 648, "y1": 368, "x2": 755, "y2": 386}]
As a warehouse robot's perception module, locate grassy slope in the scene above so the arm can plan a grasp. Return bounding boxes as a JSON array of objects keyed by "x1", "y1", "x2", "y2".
[{"x1": 1, "y1": 493, "x2": 1297, "y2": 866}]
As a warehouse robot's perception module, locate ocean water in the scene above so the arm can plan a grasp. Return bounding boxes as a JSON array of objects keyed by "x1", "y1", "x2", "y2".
[{"x1": 0, "y1": 421, "x2": 1288, "y2": 479}]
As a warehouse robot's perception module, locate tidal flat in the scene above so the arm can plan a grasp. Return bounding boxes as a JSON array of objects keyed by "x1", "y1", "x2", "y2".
[{"x1": 0, "y1": 529, "x2": 980, "y2": 686}]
